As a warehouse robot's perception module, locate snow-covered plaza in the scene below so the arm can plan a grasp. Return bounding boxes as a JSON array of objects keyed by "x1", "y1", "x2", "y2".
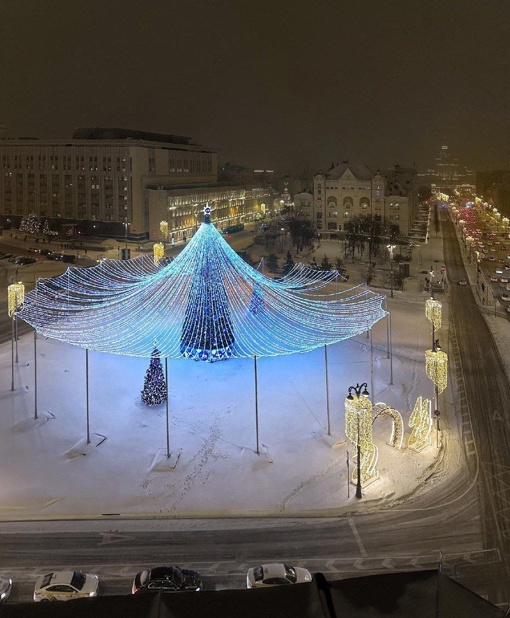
[{"x1": 0, "y1": 294, "x2": 446, "y2": 520}]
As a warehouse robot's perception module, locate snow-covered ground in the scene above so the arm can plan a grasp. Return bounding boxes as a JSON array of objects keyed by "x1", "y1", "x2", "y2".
[
  {"x1": 0, "y1": 291, "x2": 445, "y2": 521},
  {"x1": 3, "y1": 222, "x2": 507, "y2": 521}
]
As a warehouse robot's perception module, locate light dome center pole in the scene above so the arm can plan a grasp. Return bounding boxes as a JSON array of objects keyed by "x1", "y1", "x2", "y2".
[
  {"x1": 324, "y1": 344, "x2": 331, "y2": 436},
  {"x1": 254, "y1": 356, "x2": 259, "y2": 455}
]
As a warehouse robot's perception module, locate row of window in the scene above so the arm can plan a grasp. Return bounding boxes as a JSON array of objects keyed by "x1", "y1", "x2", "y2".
[{"x1": 2, "y1": 154, "x2": 129, "y2": 172}]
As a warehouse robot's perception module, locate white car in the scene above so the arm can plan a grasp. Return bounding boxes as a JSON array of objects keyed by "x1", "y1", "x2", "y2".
[
  {"x1": 0, "y1": 575, "x2": 12, "y2": 602},
  {"x1": 501, "y1": 277, "x2": 509, "y2": 284},
  {"x1": 34, "y1": 571, "x2": 99, "y2": 602},
  {"x1": 246, "y1": 564, "x2": 312, "y2": 588},
  {"x1": 501, "y1": 294, "x2": 510, "y2": 302}
]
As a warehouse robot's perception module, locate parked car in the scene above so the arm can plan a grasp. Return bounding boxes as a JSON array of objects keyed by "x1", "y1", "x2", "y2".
[
  {"x1": 132, "y1": 566, "x2": 202, "y2": 594},
  {"x1": 246, "y1": 564, "x2": 313, "y2": 588},
  {"x1": 500, "y1": 294, "x2": 510, "y2": 302},
  {"x1": 489, "y1": 276, "x2": 499, "y2": 282},
  {"x1": 458, "y1": 280, "x2": 468, "y2": 286},
  {"x1": 500, "y1": 277, "x2": 509, "y2": 284},
  {"x1": 0, "y1": 575, "x2": 12, "y2": 602},
  {"x1": 33, "y1": 571, "x2": 99, "y2": 602}
]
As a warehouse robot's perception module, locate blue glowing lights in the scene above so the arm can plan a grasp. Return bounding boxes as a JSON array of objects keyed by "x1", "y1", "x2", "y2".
[{"x1": 17, "y1": 221, "x2": 388, "y2": 359}]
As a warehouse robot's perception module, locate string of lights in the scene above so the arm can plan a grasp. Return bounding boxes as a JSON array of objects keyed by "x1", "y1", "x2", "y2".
[{"x1": 17, "y1": 219, "x2": 388, "y2": 359}]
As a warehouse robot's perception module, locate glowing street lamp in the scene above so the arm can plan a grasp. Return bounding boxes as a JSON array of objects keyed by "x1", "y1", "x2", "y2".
[
  {"x1": 387, "y1": 244, "x2": 396, "y2": 298},
  {"x1": 425, "y1": 339, "x2": 448, "y2": 448},
  {"x1": 153, "y1": 242, "x2": 165, "y2": 265},
  {"x1": 7, "y1": 282, "x2": 24, "y2": 391},
  {"x1": 425, "y1": 298, "x2": 442, "y2": 348},
  {"x1": 345, "y1": 382, "x2": 372, "y2": 499}
]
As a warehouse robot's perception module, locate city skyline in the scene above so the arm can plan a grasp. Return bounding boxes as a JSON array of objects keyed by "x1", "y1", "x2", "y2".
[{"x1": 1, "y1": 1, "x2": 509, "y2": 174}]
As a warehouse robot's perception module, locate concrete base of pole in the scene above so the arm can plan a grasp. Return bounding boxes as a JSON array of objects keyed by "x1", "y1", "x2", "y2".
[
  {"x1": 11, "y1": 412, "x2": 55, "y2": 432},
  {"x1": 65, "y1": 433, "x2": 107, "y2": 458},
  {"x1": 150, "y1": 447, "x2": 182, "y2": 471}
]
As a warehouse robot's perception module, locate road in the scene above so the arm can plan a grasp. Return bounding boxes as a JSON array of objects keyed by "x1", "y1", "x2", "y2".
[{"x1": 1, "y1": 214, "x2": 510, "y2": 607}]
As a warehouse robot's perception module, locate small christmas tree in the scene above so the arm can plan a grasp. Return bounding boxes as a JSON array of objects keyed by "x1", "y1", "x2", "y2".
[
  {"x1": 320, "y1": 255, "x2": 332, "y2": 270},
  {"x1": 266, "y1": 253, "x2": 279, "y2": 274},
  {"x1": 249, "y1": 283, "x2": 265, "y2": 315},
  {"x1": 19, "y1": 213, "x2": 40, "y2": 235},
  {"x1": 141, "y1": 347, "x2": 167, "y2": 406},
  {"x1": 281, "y1": 251, "x2": 295, "y2": 276}
]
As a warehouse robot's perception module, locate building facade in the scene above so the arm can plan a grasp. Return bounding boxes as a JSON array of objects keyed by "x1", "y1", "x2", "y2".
[
  {"x1": 0, "y1": 128, "x2": 258, "y2": 240},
  {"x1": 297, "y1": 162, "x2": 414, "y2": 238}
]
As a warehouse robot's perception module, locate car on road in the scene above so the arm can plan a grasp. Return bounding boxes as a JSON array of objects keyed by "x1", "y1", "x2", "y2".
[
  {"x1": 132, "y1": 566, "x2": 202, "y2": 594},
  {"x1": 501, "y1": 277, "x2": 509, "y2": 284},
  {"x1": 501, "y1": 294, "x2": 510, "y2": 302},
  {"x1": 458, "y1": 280, "x2": 468, "y2": 286},
  {"x1": 246, "y1": 564, "x2": 313, "y2": 588},
  {"x1": 33, "y1": 571, "x2": 99, "y2": 602},
  {"x1": 0, "y1": 575, "x2": 12, "y2": 602},
  {"x1": 489, "y1": 276, "x2": 499, "y2": 282}
]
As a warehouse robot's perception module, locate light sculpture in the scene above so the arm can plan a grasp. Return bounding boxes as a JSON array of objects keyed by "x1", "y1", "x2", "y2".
[
  {"x1": 8, "y1": 283, "x2": 25, "y2": 317},
  {"x1": 345, "y1": 384, "x2": 378, "y2": 497},
  {"x1": 425, "y1": 347, "x2": 448, "y2": 394},
  {"x1": 372, "y1": 403, "x2": 403, "y2": 450},
  {"x1": 408, "y1": 396, "x2": 432, "y2": 451},
  {"x1": 160, "y1": 220, "x2": 169, "y2": 239},
  {"x1": 16, "y1": 216, "x2": 387, "y2": 360},
  {"x1": 425, "y1": 299, "x2": 442, "y2": 331},
  {"x1": 153, "y1": 242, "x2": 165, "y2": 265}
]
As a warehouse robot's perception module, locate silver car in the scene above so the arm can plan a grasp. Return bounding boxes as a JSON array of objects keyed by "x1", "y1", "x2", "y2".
[
  {"x1": 0, "y1": 575, "x2": 12, "y2": 602},
  {"x1": 34, "y1": 570, "x2": 99, "y2": 602},
  {"x1": 246, "y1": 563, "x2": 312, "y2": 588}
]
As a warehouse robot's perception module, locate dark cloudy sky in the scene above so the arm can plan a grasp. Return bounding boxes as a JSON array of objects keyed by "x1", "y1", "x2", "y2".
[{"x1": 0, "y1": 0, "x2": 509, "y2": 174}]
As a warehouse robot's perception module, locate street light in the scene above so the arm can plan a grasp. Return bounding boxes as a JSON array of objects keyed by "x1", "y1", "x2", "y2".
[
  {"x1": 387, "y1": 244, "x2": 396, "y2": 298},
  {"x1": 346, "y1": 382, "x2": 370, "y2": 499},
  {"x1": 8, "y1": 282, "x2": 24, "y2": 391},
  {"x1": 124, "y1": 222, "x2": 129, "y2": 250}
]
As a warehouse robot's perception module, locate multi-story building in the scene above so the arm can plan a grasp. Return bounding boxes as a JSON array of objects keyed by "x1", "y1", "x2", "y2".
[
  {"x1": 0, "y1": 128, "x2": 258, "y2": 239},
  {"x1": 299, "y1": 161, "x2": 414, "y2": 238}
]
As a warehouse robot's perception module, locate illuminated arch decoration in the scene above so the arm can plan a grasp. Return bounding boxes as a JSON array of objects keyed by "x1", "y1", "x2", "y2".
[
  {"x1": 153, "y1": 242, "x2": 165, "y2": 265},
  {"x1": 16, "y1": 216, "x2": 387, "y2": 360},
  {"x1": 345, "y1": 395, "x2": 378, "y2": 486},
  {"x1": 425, "y1": 349, "x2": 448, "y2": 394},
  {"x1": 425, "y1": 299, "x2": 442, "y2": 330},
  {"x1": 408, "y1": 396, "x2": 432, "y2": 451},
  {"x1": 8, "y1": 283, "x2": 25, "y2": 317},
  {"x1": 372, "y1": 403, "x2": 404, "y2": 450}
]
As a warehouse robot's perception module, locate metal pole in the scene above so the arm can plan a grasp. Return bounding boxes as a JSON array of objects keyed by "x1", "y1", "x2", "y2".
[
  {"x1": 254, "y1": 356, "x2": 260, "y2": 455},
  {"x1": 390, "y1": 252, "x2": 393, "y2": 298},
  {"x1": 86, "y1": 348, "x2": 90, "y2": 444},
  {"x1": 385, "y1": 299, "x2": 390, "y2": 359},
  {"x1": 34, "y1": 330, "x2": 38, "y2": 420},
  {"x1": 165, "y1": 357, "x2": 170, "y2": 458},
  {"x1": 324, "y1": 344, "x2": 331, "y2": 436},
  {"x1": 435, "y1": 387, "x2": 439, "y2": 448},
  {"x1": 389, "y1": 311, "x2": 393, "y2": 386},
  {"x1": 347, "y1": 450, "x2": 350, "y2": 499},
  {"x1": 356, "y1": 412, "x2": 362, "y2": 499},
  {"x1": 15, "y1": 314, "x2": 18, "y2": 363},
  {"x1": 11, "y1": 318, "x2": 14, "y2": 391},
  {"x1": 370, "y1": 328, "x2": 374, "y2": 406}
]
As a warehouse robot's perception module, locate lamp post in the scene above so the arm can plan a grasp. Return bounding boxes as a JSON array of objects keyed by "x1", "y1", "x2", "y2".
[
  {"x1": 387, "y1": 244, "x2": 396, "y2": 298},
  {"x1": 8, "y1": 283, "x2": 25, "y2": 392},
  {"x1": 346, "y1": 382, "x2": 369, "y2": 499},
  {"x1": 124, "y1": 222, "x2": 129, "y2": 250}
]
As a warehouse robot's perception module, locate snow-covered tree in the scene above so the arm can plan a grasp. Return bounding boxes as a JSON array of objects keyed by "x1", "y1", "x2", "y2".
[{"x1": 281, "y1": 251, "x2": 295, "y2": 276}]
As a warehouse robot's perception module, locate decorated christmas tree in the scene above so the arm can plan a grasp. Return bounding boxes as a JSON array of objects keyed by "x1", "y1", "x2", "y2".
[
  {"x1": 19, "y1": 213, "x2": 41, "y2": 235},
  {"x1": 180, "y1": 206, "x2": 235, "y2": 361},
  {"x1": 141, "y1": 347, "x2": 167, "y2": 406},
  {"x1": 249, "y1": 283, "x2": 265, "y2": 315}
]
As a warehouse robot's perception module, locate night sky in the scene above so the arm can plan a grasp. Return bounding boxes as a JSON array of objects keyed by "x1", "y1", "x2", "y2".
[{"x1": 1, "y1": 0, "x2": 509, "y2": 174}]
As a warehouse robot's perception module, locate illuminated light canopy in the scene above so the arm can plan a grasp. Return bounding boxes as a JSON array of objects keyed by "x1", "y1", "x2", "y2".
[
  {"x1": 425, "y1": 349, "x2": 448, "y2": 394},
  {"x1": 425, "y1": 299, "x2": 442, "y2": 330},
  {"x1": 160, "y1": 221, "x2": 169, "y2": 238},
  {"x1": 8, "y1": 283, "x2": 25, "y2": 317},
  {"x1": 153, "y1": 242, "x2": 165, "y2": 265},
  {"x1": 408, "y1": 396, "x2": 432, "y2": 451},
  {"x1": 345, "y1": 394, "x2": 378, "y2": 485},
  {"x1": 16, "y1": 220, "x2": 387, "y2": 359}
]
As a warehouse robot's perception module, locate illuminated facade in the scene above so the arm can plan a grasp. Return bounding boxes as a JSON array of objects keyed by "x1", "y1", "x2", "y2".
[
  {"x1": 0, "y1": 128, "x2": 248, "y2": 240},
  {"x1": 309, "y1": 161, "x2": 413, "y2": 237}
]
